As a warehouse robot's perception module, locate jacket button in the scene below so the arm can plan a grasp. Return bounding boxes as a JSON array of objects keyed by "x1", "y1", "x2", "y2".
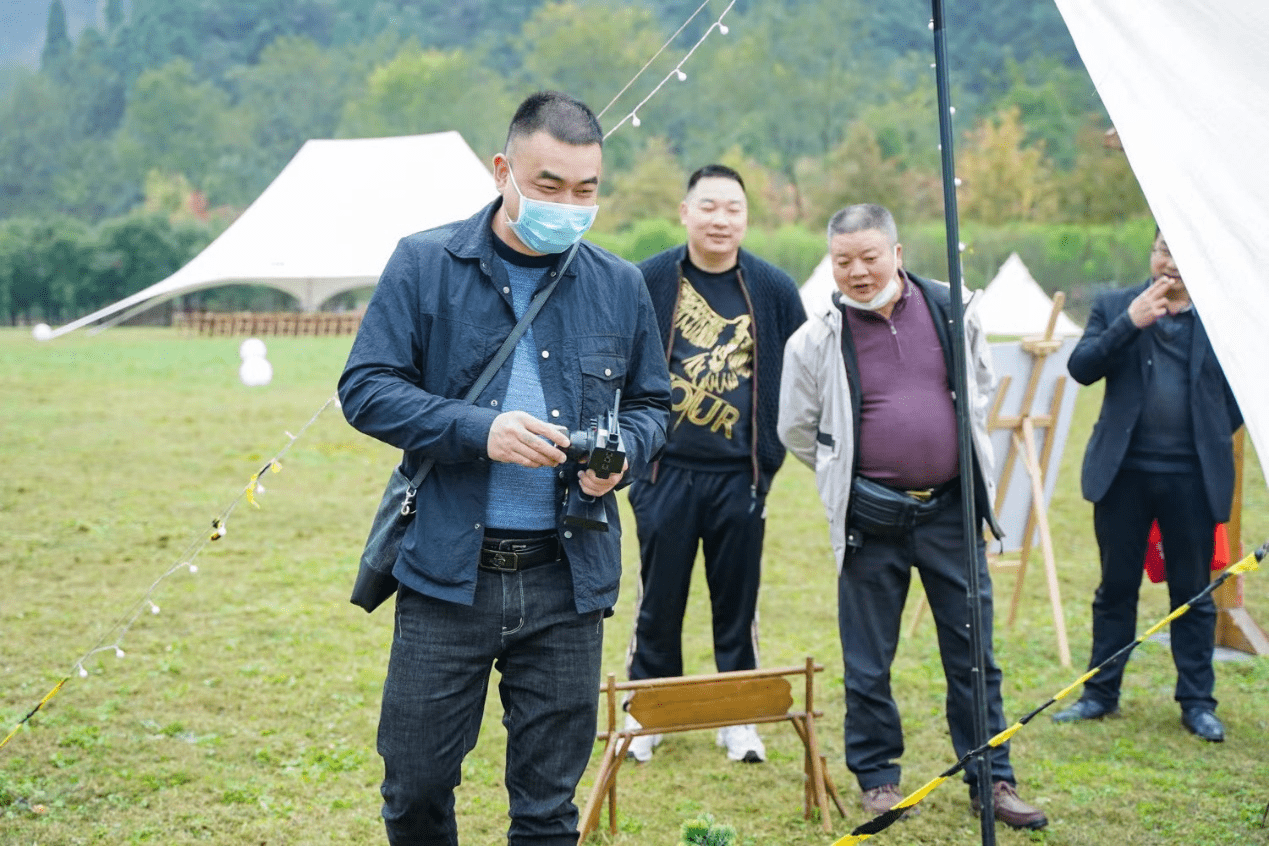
[
  {"x1": 550, "y1": 409, "x2": 560, "y2": 418},
  {"x1": 563, "y1": 530, "x2": 573, "y2": 539},
  {"x1": 491, "y1": 399, "x2": 499, "y2": 407},
  {"x1": 474, "y1": 522, "x2": 482, "y2": 530},
  {"x1": 541, "y1": 350, "x2": 550, "y2": 358},
  {"x1": 604, "y1": 368, "x2": 612, "y2": 376},
  {"x1": 503, "y1": 286, "x2": 510, "y2": 294}
]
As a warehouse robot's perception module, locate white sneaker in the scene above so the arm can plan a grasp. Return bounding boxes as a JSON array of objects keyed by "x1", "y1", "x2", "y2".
[
  {"x1": 623, "y1": 713, "x2": 661, "y2": 762},
  {"x1": 716, "y1": 724, "x2": 766, "y2": 763}
]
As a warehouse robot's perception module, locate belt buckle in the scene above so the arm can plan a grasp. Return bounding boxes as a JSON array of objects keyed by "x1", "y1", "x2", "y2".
[
  {"x1": 485, "y1": 550, "x2": 520, "y2": 572},
  {"x1": 907, "y1": 488, "x2": 934, "y2": 503}
]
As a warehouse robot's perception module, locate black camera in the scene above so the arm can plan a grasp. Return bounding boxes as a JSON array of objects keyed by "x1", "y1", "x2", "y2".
[{"x1": 562, "y1": 390, "x2": 625, "y2": 531}]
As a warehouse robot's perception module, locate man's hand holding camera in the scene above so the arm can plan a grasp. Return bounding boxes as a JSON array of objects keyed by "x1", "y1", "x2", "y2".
[
  {"x1": 487, "y1": 410, "x2": 570, "y2": 467},
  {"x1": 487, "y1": 410, "x2": 626, "y2": 493},
  {"x1": 576, "y1": 459, "x2": 627, "y2": 496}
]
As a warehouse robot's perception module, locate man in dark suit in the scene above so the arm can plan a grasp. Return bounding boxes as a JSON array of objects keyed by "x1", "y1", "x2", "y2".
[{"x1": 1053, "y1": 228, "x2": 1242, "y2": 742}]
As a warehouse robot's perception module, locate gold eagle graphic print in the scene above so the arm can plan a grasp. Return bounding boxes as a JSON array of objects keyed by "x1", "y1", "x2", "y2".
[{"x1": 670, "y1": 280, "x2": 753, "y2": 438}]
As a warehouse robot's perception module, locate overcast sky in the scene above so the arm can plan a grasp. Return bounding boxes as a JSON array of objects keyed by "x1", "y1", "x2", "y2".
[{"x1": 2, "y1": 0, "x2": 107, "y2": 69}]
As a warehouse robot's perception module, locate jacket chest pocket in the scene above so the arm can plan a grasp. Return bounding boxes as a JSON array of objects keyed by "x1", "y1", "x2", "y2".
[{"x1": 579, "y1": 353, "x2": 626, "y2": 426}]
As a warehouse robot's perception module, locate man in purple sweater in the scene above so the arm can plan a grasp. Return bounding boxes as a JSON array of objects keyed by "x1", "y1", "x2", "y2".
[{"x1": 777, "y1": 204, "x2": 1047, "y2": 830}]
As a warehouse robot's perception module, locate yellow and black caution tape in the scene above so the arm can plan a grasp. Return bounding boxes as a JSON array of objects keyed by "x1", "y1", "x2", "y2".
[{"x1": 833, "y1": 540, "x2": 1267, "y2": 846}]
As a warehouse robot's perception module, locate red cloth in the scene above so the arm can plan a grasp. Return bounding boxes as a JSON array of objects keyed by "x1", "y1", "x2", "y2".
[{"x1": 1143, "y1": 522, "x2": 1230, "y2": 583}]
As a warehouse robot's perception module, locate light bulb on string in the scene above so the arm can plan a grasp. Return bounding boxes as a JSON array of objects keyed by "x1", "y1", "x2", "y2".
[
  {"x1": 114, "y1": 648, "x2": 125, "y2": 659},
  {"x1": 718, "y1": 22, "x2": 729, "y2": 35},
  {"x1": 148, "y1": 601, "x2": 160, "y2": 615},
  {"x1": 631, "y1": 113, "x2": 641, "y2": 127},
  {"x1": 675, "y1": 69, "x2": 687, "y2": 82},
  {"x1": 78, "y1": 665, "x2": 88, "y2": 678}
]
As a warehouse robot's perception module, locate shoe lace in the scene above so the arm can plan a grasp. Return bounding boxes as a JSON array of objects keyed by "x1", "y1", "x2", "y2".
[{"x1": 995, "y1": 781, "x2": 1019, "y2": 800}]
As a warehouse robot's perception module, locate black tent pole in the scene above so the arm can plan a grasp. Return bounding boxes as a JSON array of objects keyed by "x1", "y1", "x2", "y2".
[{"x1": 930, "y1": 2, "x2": 997, "y2": 843}]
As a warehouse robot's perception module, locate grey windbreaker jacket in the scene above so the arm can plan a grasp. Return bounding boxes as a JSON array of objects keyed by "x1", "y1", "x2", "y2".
[{"x1": 777, "y1": 273, "x2": 999, "y2": 570}]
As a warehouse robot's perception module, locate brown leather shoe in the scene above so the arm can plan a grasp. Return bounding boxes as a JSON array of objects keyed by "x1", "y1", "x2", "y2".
[
  {"x1": 972, "y1": 780, "x2": 1048, "y2": 830},
  {"x1": 860, "y1": 784, "x2": 919, "y2": 819}
]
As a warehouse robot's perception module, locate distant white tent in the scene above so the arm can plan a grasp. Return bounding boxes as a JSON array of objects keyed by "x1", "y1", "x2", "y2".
[
  {"x1": 798, "y1": 254, "x2": 835, "y2": 318},
  {"x1": 49, "y1": 131, "x2": 497, "y2": 338},
  {"x1": 977, "y1": 253, "x2": 1082, "y2": 337}
]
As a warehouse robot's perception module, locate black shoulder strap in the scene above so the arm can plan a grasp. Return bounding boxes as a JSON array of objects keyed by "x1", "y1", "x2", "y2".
[{"x1": 405, "y1": 240, "x2": 581, "y2": 490}]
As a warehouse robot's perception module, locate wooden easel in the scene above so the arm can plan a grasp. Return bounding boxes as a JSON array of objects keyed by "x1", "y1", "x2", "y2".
[
  {"x1": 983, "y1": 296, "x2": 1072, "y2": 666},
  {"x1": 907, "y1": 296, "x2": 1073, "y2": 667},
  {"x1": 1215, "y1": 429, "x2": 1269, "y2": 654}
]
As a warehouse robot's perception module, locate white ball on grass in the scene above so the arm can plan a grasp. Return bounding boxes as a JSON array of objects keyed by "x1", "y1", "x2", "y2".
[
  {"x1": 239, "y1": 337, "x2": 267, "y2": 360},
  {"x1": 239, "y1": 356, "x2": 273, "y2": 386},
  {"x1": 32, "y1": 323, "x2": 53, "y2": 341}
]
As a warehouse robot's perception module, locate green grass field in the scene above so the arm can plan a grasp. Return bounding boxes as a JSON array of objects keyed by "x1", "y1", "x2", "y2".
[{"x1": 2, "y1": 328, "x2": 1267, "y2": 846}]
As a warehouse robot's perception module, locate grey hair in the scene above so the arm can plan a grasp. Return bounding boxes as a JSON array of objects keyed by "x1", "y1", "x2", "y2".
[{"x1": 826, "y1": 204, "x2": 899, "y2": 244}]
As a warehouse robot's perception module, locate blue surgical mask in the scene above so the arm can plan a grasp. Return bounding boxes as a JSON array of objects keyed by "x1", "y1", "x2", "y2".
[{"x1": 504, "y1": 166, "x2": 598, "y2": 254}]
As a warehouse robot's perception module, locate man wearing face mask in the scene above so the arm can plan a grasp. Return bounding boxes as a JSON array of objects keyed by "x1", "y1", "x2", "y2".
[
  {"x1": 777, "y1": 204, "x2": 1047, "y2": 830},
  {"x1": 339, "y1": 91, "x2": 670, "y2": 846}
]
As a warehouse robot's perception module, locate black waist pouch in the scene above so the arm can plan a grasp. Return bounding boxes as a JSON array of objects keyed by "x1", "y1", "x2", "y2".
[{"x1": 848, "y1": 476, "x2": 948, "y2": 539}]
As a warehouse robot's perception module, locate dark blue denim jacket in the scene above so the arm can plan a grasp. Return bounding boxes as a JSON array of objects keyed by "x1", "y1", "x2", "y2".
[{"x1": 339, "y1": 200, "x2": 671, "y2": 614}]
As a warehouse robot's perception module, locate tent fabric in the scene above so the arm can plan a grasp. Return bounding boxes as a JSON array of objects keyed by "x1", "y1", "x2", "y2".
[
  {"x1": 1052, "y1": 0, "x2": 1269, "y2": 481},
  {"x1": 50, "y1": 132, "x2": 497, "y2": 338},
  {"x1": 977, "y1": 253, "x2": 1082, "y2": 337}
]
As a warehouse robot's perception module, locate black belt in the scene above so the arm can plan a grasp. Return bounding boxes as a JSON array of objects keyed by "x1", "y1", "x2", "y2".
[{"x1": 479, "y1": 535, "x2": 561, "y2": 572}]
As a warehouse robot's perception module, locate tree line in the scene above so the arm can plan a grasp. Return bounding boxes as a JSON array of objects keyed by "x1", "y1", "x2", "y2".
[{"x1": 1, "y1": 0, "x2": 1152, "y2": 324}]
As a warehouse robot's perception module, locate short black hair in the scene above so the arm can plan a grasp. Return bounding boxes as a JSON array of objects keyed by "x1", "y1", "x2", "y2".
[
  {"x1": 687, "y1": 163, "x2": 745, "y2": 194},
  {"x1": 505, "y1": 91, "x2": 603, "y2": 153},
  {"x1": 826, "y1": 204, "x2": 898, "y2": 244}
]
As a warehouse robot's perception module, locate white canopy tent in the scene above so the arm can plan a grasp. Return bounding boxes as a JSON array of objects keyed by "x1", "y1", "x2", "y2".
[
  {"x1": 48, "y1": 131, "x2": 497, "y2": 338},
  {"x1": 977, "y1": 253, "x2": 1082, "y2": 337},
  {"x1": 1052, "y1": 0, "x2": 1269, "y2": 479}
]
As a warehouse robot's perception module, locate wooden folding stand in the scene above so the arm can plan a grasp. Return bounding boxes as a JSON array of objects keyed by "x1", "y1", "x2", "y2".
[{"x1": 578, "y1": 658, "x2": 845, "y2": 842}]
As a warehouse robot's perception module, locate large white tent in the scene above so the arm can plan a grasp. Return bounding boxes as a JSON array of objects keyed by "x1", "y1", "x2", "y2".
[
  {"x1": 1052, "y1": 0, "x2": 1269, "y2": 481},
  {"x1": 977, "y1": 253, "x2": 1081, "y2": 337},
  {"x1": 48, "y1": 131, "x2": 497, "y2": 339}
]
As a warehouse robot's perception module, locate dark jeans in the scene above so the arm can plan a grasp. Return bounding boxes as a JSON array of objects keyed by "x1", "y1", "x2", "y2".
[
  {"x1": 626, "y1": 465, "x2": 765, "y2": 679},
  {"x1": 1083, "y1": 468, "x2": 1218, "y2": 711},
  {"x1": 378, "y1": 561, "x2": 604, "y2": 846},
  {"x1": 837, "y1": 493, "x2": 1014, "y2": 795}
]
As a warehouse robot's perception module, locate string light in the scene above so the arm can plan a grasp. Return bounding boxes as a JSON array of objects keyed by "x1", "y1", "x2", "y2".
[
  {"x1": 596, "y1": 0, "x2": 714, "y2": 120},
  {"x1": 604, "y1": 1, "x2": 738, "y2": 139},
  {"x1": 1, "y1": 394, "x2": 340, "y2": 751}
]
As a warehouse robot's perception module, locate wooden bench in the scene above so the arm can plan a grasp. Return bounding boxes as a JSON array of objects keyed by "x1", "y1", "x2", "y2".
[{"x1": 578, "y1": 657, "x2": 844, "y2": 841}]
